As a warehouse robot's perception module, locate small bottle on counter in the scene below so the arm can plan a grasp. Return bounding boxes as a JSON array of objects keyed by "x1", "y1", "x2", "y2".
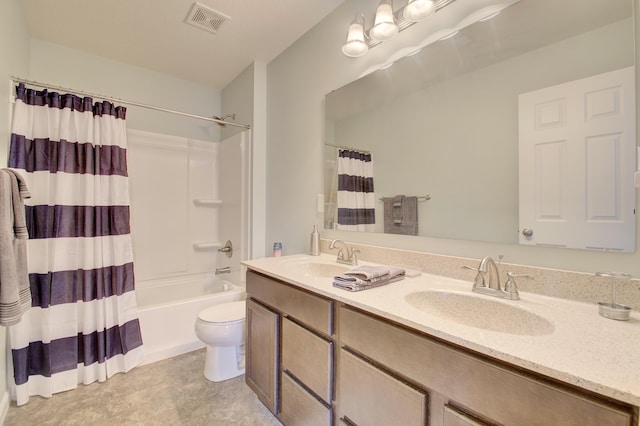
[
  {"x1": 310, "y1": 225, "x2": 320, "y2": 256},
  {"x1": 273, "y1": 242, "x2": 282, "y2": 257}
]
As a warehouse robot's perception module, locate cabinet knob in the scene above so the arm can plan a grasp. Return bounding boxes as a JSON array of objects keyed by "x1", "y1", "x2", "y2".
[{"x1": 522, "y1": 228, "x2": 534, "y2": 237}]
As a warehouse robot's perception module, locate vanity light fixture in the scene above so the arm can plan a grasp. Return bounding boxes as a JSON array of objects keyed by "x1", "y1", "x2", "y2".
[
  {"x1": 342, "y1": 0, "x2": 447, "y2": 58},
  {"x1": 341, "y1": 0, "x2": 514, "y2": 59}
]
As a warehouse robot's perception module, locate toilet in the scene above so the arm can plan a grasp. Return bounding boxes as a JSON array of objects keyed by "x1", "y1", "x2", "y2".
[{"x1": 194, "y1": 300, "x2": 246, "y2": 382}]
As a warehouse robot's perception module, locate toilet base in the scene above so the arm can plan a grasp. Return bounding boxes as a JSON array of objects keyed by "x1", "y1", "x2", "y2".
[{"x1": 203, "y1": 344, "x2": 245, "y2": 382}]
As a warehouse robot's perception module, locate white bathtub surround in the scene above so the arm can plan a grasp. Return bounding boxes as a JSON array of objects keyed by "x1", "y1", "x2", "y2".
[
  {"x1": 243, "y1": 253, "x2": 640, "y2": 408},
  {"x1": 136, "y1": 274, "x2": 245, "y2": 366},
  {"x1": 128, "y1": 129, "x2": 251, "y2": 283},
  {"x1": 127, "y1": 128, "x2": 251, "y2": 365}
]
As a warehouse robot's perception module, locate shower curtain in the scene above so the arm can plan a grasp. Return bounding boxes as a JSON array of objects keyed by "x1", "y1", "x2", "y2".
[
  {"x1": 336, "y1": 149, "x2": 375, "y2": 232},
  {"x1": 7, "y1": 83, "x2": 144, "y2": 405}
]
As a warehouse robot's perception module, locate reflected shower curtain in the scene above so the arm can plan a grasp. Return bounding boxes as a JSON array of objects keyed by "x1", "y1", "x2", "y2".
[
  {"x1": 7, "y1": 83, "x2": 144, "y2": 405},
  {"x1": 336, "y1": 149, "x2": 375, "y2": 232}
]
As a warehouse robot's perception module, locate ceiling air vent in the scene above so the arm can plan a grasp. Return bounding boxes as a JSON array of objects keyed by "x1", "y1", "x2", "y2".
[{"x1": 185, "y1": 2, "x2": 230, "y2": 35}]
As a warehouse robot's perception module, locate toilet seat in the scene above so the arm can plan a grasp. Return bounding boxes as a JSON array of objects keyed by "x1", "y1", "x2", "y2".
[{"x1": 198, "y1": 301, "x2": 245, "y2": 324}]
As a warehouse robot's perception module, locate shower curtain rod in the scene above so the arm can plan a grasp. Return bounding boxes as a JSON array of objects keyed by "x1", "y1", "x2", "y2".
[{"x1": 9, "y1": 77, "x2": 250, "y2": 129}]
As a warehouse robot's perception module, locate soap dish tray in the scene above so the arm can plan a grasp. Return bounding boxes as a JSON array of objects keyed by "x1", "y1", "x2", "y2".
[{"x1": 598, "y1": 302, "x2": 631, "y2": 321}]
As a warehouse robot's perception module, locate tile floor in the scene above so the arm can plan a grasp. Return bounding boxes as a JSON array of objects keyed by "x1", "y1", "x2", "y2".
[{"x1": 4, "y1": 349, "x2": 282, "y2": 426}]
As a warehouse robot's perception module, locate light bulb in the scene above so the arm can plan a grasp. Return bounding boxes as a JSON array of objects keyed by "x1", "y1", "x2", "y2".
[
  {"x1": 370, "y1": 0, "x2": 398, "y2": 41},
  {"x1": 342, "y1": 14, "x2": 369, "y2": 57},
  {"x1": 403, "y1": 0, "x2": 435, "y2": 22}
]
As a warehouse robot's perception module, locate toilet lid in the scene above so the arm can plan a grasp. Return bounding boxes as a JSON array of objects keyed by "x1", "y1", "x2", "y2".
[{"x1": 198, "y1": 301, "x2": 246, "y2": 323}]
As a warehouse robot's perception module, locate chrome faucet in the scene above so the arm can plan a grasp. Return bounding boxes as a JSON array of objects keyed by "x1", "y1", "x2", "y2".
[
  {"x1": 478, "y1": 256, "x2": 501, "y2": 291},
  {"x1": 463, "y1": 256, "x2": 531, "y2": 300},
  {"x1": 329, "y1": 239, "x2": 359, "y2": 266}
]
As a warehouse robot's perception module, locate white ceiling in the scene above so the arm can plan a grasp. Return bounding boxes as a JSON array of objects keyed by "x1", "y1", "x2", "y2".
[{"x1": 21, "y1": 0, "x2": 346, "y2": 89}]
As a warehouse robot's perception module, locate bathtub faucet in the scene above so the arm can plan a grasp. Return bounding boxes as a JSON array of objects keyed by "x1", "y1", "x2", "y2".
[{"x1": 215, "y1": 267, "x2": 231, "y2": 275}]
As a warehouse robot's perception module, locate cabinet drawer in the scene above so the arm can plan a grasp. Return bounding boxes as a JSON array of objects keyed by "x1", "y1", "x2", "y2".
[
  {"x1": 280, "y1": 371, "x2": 332, "y2": 426},
  {"x1": 282, "y1": 317, "x2": 333, "y2": 403},
  {"x1": 338, "y1": 349, "x2": 428, "y2": 426},
  {"x1": 247, "y1": 270, "x2": 333, "y2": 335},
  {"x1": 339, "y1": 305, "x2": 634, "y2": 426},
  {"x1": 443, "y1": 405, "x2": 489, "y2": 426}
]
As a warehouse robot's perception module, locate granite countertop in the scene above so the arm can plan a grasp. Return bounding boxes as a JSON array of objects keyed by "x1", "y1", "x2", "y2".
[{"x1": 242, "y1": 253, "x2": 640, "y2": 407}]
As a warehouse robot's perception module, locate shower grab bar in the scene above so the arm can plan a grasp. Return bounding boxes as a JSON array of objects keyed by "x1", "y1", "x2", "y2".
[
  {"x1": 193, "y1": 242, "x2": 223, "y2": 250},
  {"x1": 193, "y1": 199, "x2": 222, "y2": 207}
]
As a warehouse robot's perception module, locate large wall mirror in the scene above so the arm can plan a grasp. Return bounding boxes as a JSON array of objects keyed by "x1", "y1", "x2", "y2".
[{"x1": 324, "y1": 0, "x2": 635, "y2": 250}]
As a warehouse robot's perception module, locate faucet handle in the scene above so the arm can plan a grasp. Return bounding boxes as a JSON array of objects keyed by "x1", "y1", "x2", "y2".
[
  {"x1": 462, "y1": 265, "x2": 479, "y2": 271},
  {"x1": 504, "y1": 272, "x2": 532, "y2": 300},
  {"x1": 351, "y1": 249, "x2": 360, "y2": 265}
]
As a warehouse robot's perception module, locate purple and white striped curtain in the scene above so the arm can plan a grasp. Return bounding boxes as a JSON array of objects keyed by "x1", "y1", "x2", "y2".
[
  {"x1": 336, "y1": 149, "x2": 375, "y2": 232},
  {"x1": 7, "y1": 84, "x2": 144, "y2": 405}
]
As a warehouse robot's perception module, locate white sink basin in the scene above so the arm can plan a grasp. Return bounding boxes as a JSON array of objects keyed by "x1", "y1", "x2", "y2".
[
  {"x1": 282, "y1": 259, "x2": 351, "y2": 278},
  {"x1": 405, "y1": 290, "x2": 555, "y2": 336}
]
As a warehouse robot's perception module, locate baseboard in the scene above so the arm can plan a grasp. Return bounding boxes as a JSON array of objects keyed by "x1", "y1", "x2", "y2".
[
  {"x1": 139, "y1": 341, "x2": 205, "y2": 366},
  {"x1": 0, "y1": 390, "x2": 10, "y2": 424}
]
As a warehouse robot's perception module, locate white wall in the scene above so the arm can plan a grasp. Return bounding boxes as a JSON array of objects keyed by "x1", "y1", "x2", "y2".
[
  {"x1": 28, "y1": 39, "x2": 222, "y2": 141},
  {"x1": 221, "y1": 62, "x2": 268, "y2": 259},
  {"x1": 266, "y1": 0, "x2": 640, "y2": 275}
]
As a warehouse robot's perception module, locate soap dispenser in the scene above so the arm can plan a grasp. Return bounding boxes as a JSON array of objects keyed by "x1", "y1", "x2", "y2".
[{"x1": 310, "y1": 225, "x2": 320, "y2": 256}]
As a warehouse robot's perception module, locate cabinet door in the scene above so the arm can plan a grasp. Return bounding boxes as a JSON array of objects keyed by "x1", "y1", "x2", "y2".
[
  {"x1": 339, "y1": 305, "x2": 634, "y2": 426},
  {"x1": 338, "y1": 349, "x2": 428, "y2": 426},
  {"x1": 282, "y1": 317, "x2": 333, "y2": 403},
  {"x1": 246, "y1": 298, "x2": 279, "y2": 414},
  {"x1": 280, "y1": 371, "x2": 332, "y2": 426}
]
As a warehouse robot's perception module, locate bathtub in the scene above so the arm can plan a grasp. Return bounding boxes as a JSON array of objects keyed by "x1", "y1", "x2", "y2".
[{"x1": 136, "y1": 273, "x2": 245, "y2": 365}]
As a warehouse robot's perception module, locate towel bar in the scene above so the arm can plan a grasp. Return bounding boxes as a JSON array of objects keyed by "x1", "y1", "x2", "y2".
[{"x1": 379, "y1": 195, "x2": 431, "y2": 201}]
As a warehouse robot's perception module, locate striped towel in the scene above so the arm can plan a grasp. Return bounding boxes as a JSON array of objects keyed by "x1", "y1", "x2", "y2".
[
  {"x1": 0, "y1": 169, "x2": 32, "y2": 325},
  {"x1": 333, "y1": 265, "x2": 405, "y2": 292}
]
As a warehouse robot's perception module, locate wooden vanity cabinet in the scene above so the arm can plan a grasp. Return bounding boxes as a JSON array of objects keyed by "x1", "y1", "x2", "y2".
[
  {"x1": 246, "y1": 268, "x2": 636, "y2": 426},
  {"x1": 246, "y1": 270, "x2": 334, "y2": 425},
  {"x1": 338, "y1": 305, "x2": 635, "y2": 426}
]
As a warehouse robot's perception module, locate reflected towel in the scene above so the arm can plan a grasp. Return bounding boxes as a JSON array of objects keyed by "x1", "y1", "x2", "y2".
[
  {"x1": 384, "y1": 196, "x2": 418, "y2": 236},
  {"x1": 392, "y1": 195, "x2": 404, "y2": 224}
]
